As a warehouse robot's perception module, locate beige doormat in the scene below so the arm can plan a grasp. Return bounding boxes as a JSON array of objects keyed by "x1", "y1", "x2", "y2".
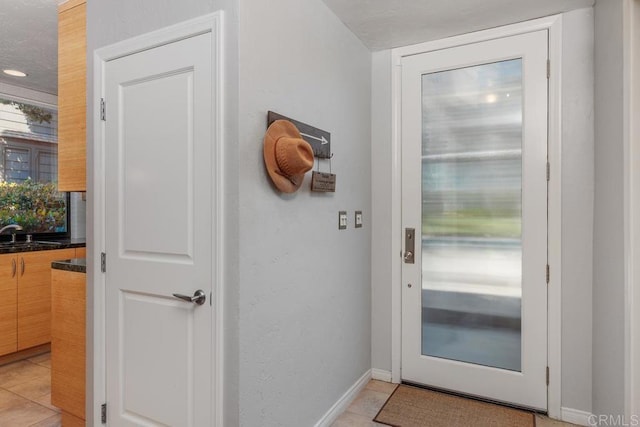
[{"x1": 374, "y1": 385, "x2": 535, "y2": 427}]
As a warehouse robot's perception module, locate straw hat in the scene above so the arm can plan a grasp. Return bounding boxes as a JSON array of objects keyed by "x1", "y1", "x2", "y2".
[{"x1": 263, "y1": 120, "x2": 314, "y2": 193}]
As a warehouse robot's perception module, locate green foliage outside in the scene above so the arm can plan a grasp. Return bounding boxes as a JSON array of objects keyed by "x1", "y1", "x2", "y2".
[
  {"x1": 0, "y1": 180, "x2": 66, "y2": 233},
  {"x1": 0, "y1": 100, "x2": 52, "y2": 124},
  {"x1": 423, "y1": 208, "x2": 521, "y2": 238}
]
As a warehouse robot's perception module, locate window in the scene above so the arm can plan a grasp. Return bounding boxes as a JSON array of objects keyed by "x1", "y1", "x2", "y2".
[
  {"x1": 37, "y1": 151, "x2": 58, "y2": 183},
  {"x1": 3, "y1": 146, "x2": 30, "y2": 182},
  {"x1": 0, "y1": 98, "x2": 68, "y2": 238}
]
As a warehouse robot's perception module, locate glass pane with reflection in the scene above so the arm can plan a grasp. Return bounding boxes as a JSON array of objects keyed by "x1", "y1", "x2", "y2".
[
  {"x1": 421, "y1": 59, "x2": 523, "y2": 372},
  {"x1": 0, "y1": 98, "x2": 68, "y2": 237}
]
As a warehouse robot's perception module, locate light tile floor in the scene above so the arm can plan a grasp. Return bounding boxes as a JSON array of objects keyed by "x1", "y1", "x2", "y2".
[
  {"x1": 331, "y1": 380, "x2": 397, "y2": 426},
  {"x1": 0, "y1": 363, "x2": 583, "y2": 427},
  {"x1": 332, "y1": 380, "x2": 579, "y2": 427},
  {"x1": 0, "y1": 353, "x2": 61, "y2": 427}
]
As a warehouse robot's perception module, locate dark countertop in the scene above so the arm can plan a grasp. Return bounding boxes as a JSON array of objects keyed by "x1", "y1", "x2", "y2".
[
  {"x1": 0, "y1": 238, "x2": 86, "y2": 254},
  {"x1": 51, "y1": 258, "x2": 86, "y2": 273}
]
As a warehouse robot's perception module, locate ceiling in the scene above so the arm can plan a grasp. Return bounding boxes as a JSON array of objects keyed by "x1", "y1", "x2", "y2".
[
  {"x1": 0, "y1": 0, "x2": 596, "y2": 96},
  {"x1": 0, "y1": 0, "x2": 59, "y2": 95},
  {"x1": 321, "y1": 0, "x2": 594, "y2": 51}
]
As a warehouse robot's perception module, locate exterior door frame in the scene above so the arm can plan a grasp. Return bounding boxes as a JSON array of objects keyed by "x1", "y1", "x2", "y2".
[
  {"x1": 625, "y1": 0, "x2": 640, "y2": 419},
  {"x1": 390, "y1": 14, "x2": 563, "y2": 419},
  {"x1": 91, "y1": 12, "x2": 226, "y2": 426}
]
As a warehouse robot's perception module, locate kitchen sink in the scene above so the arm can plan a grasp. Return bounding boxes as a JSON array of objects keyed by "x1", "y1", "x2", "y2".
[
  {"x1": 0, "y1": 241, "x2": 31, "y2": 246},
  {"x1": 0, "y1": 240, "x2": 63, "y2": 247}
]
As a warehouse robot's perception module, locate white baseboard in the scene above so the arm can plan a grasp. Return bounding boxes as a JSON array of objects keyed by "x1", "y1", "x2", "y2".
[
  {"x1": 315, "y1": 369, "x2": 372, "y2": 427},
  {"x1": 561, "y1": 407, "x2": 594, "y2": 426},
  {"x1": 371, "y1": 368, "x2": 392, "y2": 382}
]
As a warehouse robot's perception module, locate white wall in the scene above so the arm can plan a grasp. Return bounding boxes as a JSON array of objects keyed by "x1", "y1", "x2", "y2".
[
  {"x1": 69, "y1": 192, "x2": 85, "y2": 239},
  {"x1": 593, "y1": 0, "x2": 626, "y2": 417},
  {"x1": 371, "y1": 50, "x2": 393, "y2": 372},
  {"x1": 630, "y1": 0, "x2": 640, "y2": 416},
  {"x1": 560, "y1": 8, "x2": 595, "y2": 413},
  {"x1": 86, "y1": 1, "x2": 240, "y2": 425},
  {"x1": 0, "y1": 82, "x2": 57, "y2": 108},
  {"x1": 369, "y1": 8, "x2": 595, "y2": 414},
  {"x1": 88, "y1": 0, "x2": 371, "y2": 425},
  {"x1": 237, "y1": 0, "x2": 372, "y2": 424}
]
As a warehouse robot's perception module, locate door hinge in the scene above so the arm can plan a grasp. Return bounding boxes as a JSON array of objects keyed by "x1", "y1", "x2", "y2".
[
  {"x1": 546, "y1": 162, "x2": 550, "y2": 181},
  {"x1": 101, "y1": 403, "x2": 107, "y2": 423},
  {"x1": 100, "y1": 98, "x2": 106, "y2": 121},
  {"x1": 546, "y1": 366, "x2": 550, "y2": 385},
  {"x1": 546, "y1": 264, "x2": 550, "y2": 284},
  {"x1": 547, "y1": 59, "x2": 550, "y2": 79},
  {"x1": 101, "y1": 252, "x2": 106, "y2": 273}
]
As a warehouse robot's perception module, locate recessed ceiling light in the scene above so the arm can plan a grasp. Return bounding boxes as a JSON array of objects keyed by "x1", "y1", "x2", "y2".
[{"x1": 3, "y1": 69, "x2": 27, "y2": 77}]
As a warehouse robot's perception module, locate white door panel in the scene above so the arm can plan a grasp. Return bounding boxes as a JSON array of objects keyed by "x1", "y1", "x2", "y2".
[
  {"x1": 401, "y1": 30, "x2": 548, "y2": 410},
  {"x1": 119, "y1": 293, "x2": 195, "y2": 426},
  {"x1": 105, "y1": 32, "x2": 215, "y2": 426},
  {"x1": 120, "y1": 70, "x2": 196, "y2": 259}
]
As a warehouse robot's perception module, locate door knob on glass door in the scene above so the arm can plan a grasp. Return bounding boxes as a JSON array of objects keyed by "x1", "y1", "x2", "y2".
[{"x1": 172, "y1": 289, "x2": 207, "y2": 305}]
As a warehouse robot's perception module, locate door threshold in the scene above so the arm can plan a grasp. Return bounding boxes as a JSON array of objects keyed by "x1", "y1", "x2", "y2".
[{"x1": 400, "y1": 380, "x2": 547, "y2": 416}]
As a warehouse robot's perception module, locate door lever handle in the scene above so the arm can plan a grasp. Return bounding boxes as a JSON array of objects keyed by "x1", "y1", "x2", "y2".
[
  {"x1": 404, "y1": 228, "x2": 415, "y2": 263},
  {"x1": 172, "y1": 289, "x2": 206, "y2": 306}
]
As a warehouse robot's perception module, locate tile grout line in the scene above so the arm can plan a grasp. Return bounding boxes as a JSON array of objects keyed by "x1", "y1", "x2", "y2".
[
  {"x1": 28, "y1": 412, "x2": 61, "y2": 427},
  {"x1": 335, "y1": 381, "x2": 398, "y2": 424},
  {"x1": 1, "y1": 385, "x2": 57, "y2": 412},
  {"x1": 0, "y1": 356, "x2": 60, "y2": 421},
  {"x1": 21, "y1": 362, "x2": 61, "y2": 414}
]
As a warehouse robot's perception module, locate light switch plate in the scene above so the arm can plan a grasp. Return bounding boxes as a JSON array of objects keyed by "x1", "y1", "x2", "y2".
[
  {"x1": 338, "y1": 211, "x2": 347, "y2": 230},
  {"x1": 355, "y1": 211, "x2": 362, "y2": 228}
]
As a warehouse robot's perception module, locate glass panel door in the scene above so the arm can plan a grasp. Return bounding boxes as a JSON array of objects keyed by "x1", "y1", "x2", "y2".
[
  {"x1": 400, "y1": 29, "x2": 549, "y2": 410},
  {"x1": 421, "y1": 60, "x2": 523, "y2": 371}
]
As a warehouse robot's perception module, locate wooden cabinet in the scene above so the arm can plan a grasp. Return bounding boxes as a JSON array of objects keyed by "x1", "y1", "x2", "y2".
[
  {"x1": 0, "y1": 249, "x2": 75, "y2": 356},
  {"x1": 51, "y1": 267, "x2": 86, "y2": 422},
  {"x1": 0, "y1": 254, "x2": 18, "y2": 356},
  {"x1": 58, "y1": 0, "x2": 87, "y2": 191},
  {"x1": 18, "y1": 249, "x2": 76, "y2": 350}
]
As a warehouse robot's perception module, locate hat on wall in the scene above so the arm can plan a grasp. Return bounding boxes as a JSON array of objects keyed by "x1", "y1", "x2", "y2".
[{"x1": 263, "y1": 120, "x2": 314, "y2": 193}]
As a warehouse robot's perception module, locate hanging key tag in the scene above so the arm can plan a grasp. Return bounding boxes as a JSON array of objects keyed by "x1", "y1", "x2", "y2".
[{"x1": 310, "y1": 154, "x2": 336, "y2": 192}]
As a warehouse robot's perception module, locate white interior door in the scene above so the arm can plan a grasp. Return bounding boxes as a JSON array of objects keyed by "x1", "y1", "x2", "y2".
[
  {"x1": 401, "y1": 30, "x2": 548, "y2": 410},
  {"x1": 104, "y1": 31, "x2": 216, "y2": 426}
]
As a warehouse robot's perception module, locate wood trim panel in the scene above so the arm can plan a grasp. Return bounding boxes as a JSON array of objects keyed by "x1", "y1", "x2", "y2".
[
  {"x1": 0, "y1": 344, "x2": 50, "y2": 367},
  {"x1": 0, "y1": 254, "x2": 17, "y2": 356},
  {"x1": 51, "y1": 269, "x2": 86, "y2": 420},
  {"x1": 58, "y1": 0, "x2": 86, "y2": 14},
  {"x1": 58, "y1": 1, "x2": 86, "y2": 191},
  {"x1": 61, "y1": 410, "x2": 85, "y2": 426},
  {"x1": 17, "y1": 249, "x2": 75, "y2": 351},
  {"x1": 75, "y1": 247, "x2": 86, "y2": 258}
]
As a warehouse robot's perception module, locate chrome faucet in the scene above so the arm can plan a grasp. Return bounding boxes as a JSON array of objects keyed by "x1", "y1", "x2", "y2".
[{"x1": 0, "y1": 224, "x2": 23, "y2": 243}]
